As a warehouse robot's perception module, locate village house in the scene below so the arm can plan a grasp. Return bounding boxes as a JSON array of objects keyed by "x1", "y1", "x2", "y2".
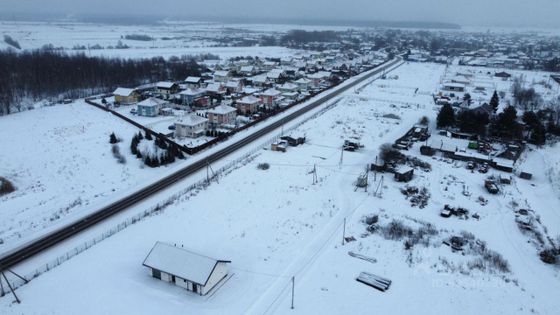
[
  {"x1": 213, "y1": 70, "x2": 230, "y2": 83},
  {"x1": 155, "y1": 82, "x2": 180, "y2": 100},
  {"x1": 240, "y1": 65, "x2": 256, "y2": 76},
  {"x1": 174, "y1": 115, "x2": 209, "y2": 138},
  {"x1": 180, "y1": 88, "x2": 208, "y2": 107},
  {"x1": 278, "y1": 82, "x2": 299, "y2": 94},
  {"x1": 137, "y1": 97, "x2": 168, "y2": 117},
  {"x1": 224, "y1": 80, "x2": 244, "y2": 94},
  {"x1": 184, "y1": 76, "x2": 203, "y2": 89},
  {"x1": 236, "y1": 95, "x2": 261, "y2": 115},
  {"x1": 207, "y1": 104, "x2": 237, "y2": 126},
  {"x1": 113, "y1": 87, "x2": 140, "y2": 105},
  {"x1": 294, "y1": 78, "x2": 311, "y2": 91},
  {"x1": 142, "y1": 242, "x2": 230, "y2": 296},
  {"x1": 260, "y1": 88, "x2": 282, "y2": 109},
  {"x1": 249, "y1": 75, "x2": 270, "y2": 87}
]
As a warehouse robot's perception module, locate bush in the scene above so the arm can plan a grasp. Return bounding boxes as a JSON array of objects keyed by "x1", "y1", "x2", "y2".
[
  {"x1": 539, "y1": 249, "x2": 558, "y2": 264},
  {"x1": 257, "y1": 163, "x2": 270, "y2": 170},
  {"x1": 379, "y1": 143, "x2": 405, "y2": 164},
  {"x1": 419, "y1": 116, "x2": 429, "y2": 125},
  {"x1": 112, "y1": 145, "x2": 126, "y2": 164},
  {"x1": 109, "y1": 132, "x2": 119, "y2": 144},
  {"x1": 0, "y1": 176, "x2": 16, "y2": 195}
]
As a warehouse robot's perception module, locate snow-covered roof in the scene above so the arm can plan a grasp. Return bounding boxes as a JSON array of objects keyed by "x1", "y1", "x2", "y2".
[
  {"x1": 143, "y1": 242, "x2": 230, "y2": 285},
  {"x1": 208, "y1": 104, "x2": 236, "y2": 115},
  {"x1": 294, "y1": 78, "x2": 311, "y2": 84},
  {"x1": 214, "y1": 70, "x2": 230, "y2": 77},
  {"x1": 113, "y1": 87, "x2": 137, "y2": 97},
  {"x1": 238, "y1": 95, "x2": 261, "y2": 105},
  {"x1": 225, "y1": 81, "x2": 241, "y2": 88},
  {"x1": 176, "y1": 114, "x2": 208, "y2": 126},
  {"x1": 262, "y1": 88, "x2": 281, "y2": 97},
  {"x1": 206, "y1": 83, "x2": 224, "y2": 93},
  {"x1": 179, "y1": 88, "x2": 206, "y2": 96},
  {"x1": 185, "y1": 76, "x2": 202, "y2": 83},
  {"x1": 156, "y1": 81, "x2": 177, "y2": 89},
  {"x1": 240, "y1": 66, "x2": 254, "y2": 72},
  {"x1": 137, "y1": 97, "x2": 167, "y2": 107}
]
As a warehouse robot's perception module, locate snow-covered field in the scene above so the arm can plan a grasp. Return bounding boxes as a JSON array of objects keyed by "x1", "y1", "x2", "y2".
[
  {"x1": 2, "y1": 62, "x2": 559, "y2": 315},
  {"x1": 0, "y1": 101, "x2": 188, "y2": 251},
  {"x1": 0, "y1": 21, "x2": 302, "y2": 60}
]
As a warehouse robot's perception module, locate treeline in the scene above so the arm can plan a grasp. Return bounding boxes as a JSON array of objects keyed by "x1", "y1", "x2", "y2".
[
  {"x1": 281, "y1": 30, "x2": 340, "y2": 45},
  {"x1": 0, "y1": 50, "x2": 204, "y2": 115}
]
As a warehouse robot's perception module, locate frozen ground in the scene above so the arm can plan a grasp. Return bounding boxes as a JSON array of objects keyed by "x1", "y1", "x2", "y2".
[
  {"x1": 1, "y1": 62, "x2": 559, "y2": 314},
  {"x1": 0, "y1": 21, "x2": 301, "y2": 60},
  {"x1": 0, "y1": 101, "x2": 187, "y2": 251}
]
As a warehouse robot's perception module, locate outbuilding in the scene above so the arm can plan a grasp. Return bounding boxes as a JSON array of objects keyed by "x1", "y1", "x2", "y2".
[
  {"x1": 394, "y1": 166, "x2": 414, "y2": 182},
  {"x1": 143, "y1": 242, "x2": 231, "y2": 296}
]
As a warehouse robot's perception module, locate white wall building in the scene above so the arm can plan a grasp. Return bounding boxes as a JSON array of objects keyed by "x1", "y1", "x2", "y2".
[{"x1": 143, "y1": 242, "x2": 231, "y2": 296}]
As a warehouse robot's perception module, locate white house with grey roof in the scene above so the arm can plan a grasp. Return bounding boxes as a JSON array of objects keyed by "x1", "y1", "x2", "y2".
[{"x1": 143, "y1": 242, "x2": 231, "y2": 296}]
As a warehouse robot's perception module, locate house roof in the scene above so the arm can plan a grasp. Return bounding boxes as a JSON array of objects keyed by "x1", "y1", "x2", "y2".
[
  {"x1": 176, "y1": 114, "x2": 208, "y2": 126},
  {"x1": 156, "y1": 82, "x2": 178, "y2": 89},
  {"x1": 180, "y1": 88, "x2": 206, "y2": 96},
  {"x1": 137, "y1": 97, "x2": 167, "y2": 107},
  {"x1": 113, "y1": 87, "x2": 137, "y2": 97},
  {"x1": 214, "y1": 70, "x2": 230, "y2": 77},
  {"x1": 185, "y1": 76, "x2": 202, "y2": 83},
  {"x1": 240, "y1": 66, "x2": 254, "y2": 72},
  {"x1": 208, "y1": 104, "x2": 237, "y2": 115},
  {"x1": 262, "y1": 88, "x2": 281, "y2": 97},
  {"x1": 206, "y1": 83, "x2": 224, "y2": 93},
  {"x1": 143, "y1": 242, "x2": 230, "y2": 286},
  {"x1": 238, "y1": 95, "x2": 261, "y2": 105}
]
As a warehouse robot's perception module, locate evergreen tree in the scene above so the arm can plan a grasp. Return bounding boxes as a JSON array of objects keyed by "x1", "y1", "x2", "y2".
[
  {"x1": 490, "y1": 90, "x2": 499, "y2": 114},
  {"x1": 109, "y1": 132, "x2": 118, "y2": 144},
  {"x1": 137, "y1": 131, "x2": 144, "y2": 140},
  {"x1": 130, "y1": 134, "x2": 139, "y2": 155},
  {"x1": 437, "y1": 104, "x2": 455, "y2": 129},
  {"x1": 463, "y1": 93, "x2": 472, "y2": 107},
  {"x1": 145, "y1": 130, "x2": 153, "y2": 140}
]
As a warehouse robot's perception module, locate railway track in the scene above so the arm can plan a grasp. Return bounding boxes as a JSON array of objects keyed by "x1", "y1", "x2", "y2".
[{"x1": 0, "y1": 57, "x2": 402, "y2": 272}]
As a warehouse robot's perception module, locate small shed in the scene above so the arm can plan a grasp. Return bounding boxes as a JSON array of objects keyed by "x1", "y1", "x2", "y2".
[
  {"x1": 394, "y1": 166, "x2": 414, "y2": 182},
  {"x1": 143, "y1": 242, "x2": 231, "y2": 296},
  {"x1": 519, "y1": 172, "x2": 532, "y2": 180}
]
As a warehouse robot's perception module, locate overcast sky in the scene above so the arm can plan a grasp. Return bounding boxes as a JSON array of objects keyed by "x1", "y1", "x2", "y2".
[{"x1": 2, "y1": 0, "x2": 560, "y2": 28}]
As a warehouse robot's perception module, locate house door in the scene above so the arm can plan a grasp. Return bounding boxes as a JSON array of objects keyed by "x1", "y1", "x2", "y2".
[
  {"x1": 171, "y1": 275, "x2": 176, "y2": 283},
  {"x1": 152, "y1": 269, "x2": 161, "y2": 280},
  {"x1": 192, "y1": 284, "x2": 198, "y2": 294}
]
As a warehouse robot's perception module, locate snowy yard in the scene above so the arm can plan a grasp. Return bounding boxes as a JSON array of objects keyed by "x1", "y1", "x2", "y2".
[{"x1": 1, "y1": 63, "x2": 559, "y2": 315}]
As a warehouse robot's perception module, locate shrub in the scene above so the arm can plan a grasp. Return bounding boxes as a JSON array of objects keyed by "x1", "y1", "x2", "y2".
[
  {"x1": 379, "y1": 143, "x2": 405, "y2": 164},
  {"x1": 112, "y1": 145, "x2": 126, "y2": 164},
  {"x1": 539, "y1": 249, "x2": 558, "y2": 264},
  {"x1": 0, "y1": 176, "x2": 16, "y2": 195},
  {"x1": 257, "y1": 163, "x2": 270, "y2": 170}
]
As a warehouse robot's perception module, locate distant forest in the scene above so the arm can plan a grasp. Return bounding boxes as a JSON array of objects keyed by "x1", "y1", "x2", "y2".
[{"x1": 0, "y1": 50, "x2": 204, "y2": 115}]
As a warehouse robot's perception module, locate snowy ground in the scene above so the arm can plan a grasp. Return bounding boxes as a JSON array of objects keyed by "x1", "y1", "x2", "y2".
[
  {"x1": 1, "y1": 62, "x2": 559, "y2": 315},
  {"x1": 0, "y1": 21, "x2": 302, "y2": 60},
  {"x1": 0, "y1": 101, "x2": 188, "y2": 251}
]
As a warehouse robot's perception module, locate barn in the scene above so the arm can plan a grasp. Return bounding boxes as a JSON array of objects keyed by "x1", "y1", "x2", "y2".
[{"x1": 143, "y1": 242, "x2": 231, "y2": 296}]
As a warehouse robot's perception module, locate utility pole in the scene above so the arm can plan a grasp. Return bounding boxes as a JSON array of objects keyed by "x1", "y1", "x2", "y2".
[
  {"x1": 339, "y1": 146, "x2": 344, "y2": 168},
  {"x1": 342, "y1": 218, "x2": 346, "y2": 245},
  {"x1": 291, "y1": 276, "x2": 295, "y2": 310},
  {"x1": 312, "y1": 164, "x2": 318, "y2": 185}
]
